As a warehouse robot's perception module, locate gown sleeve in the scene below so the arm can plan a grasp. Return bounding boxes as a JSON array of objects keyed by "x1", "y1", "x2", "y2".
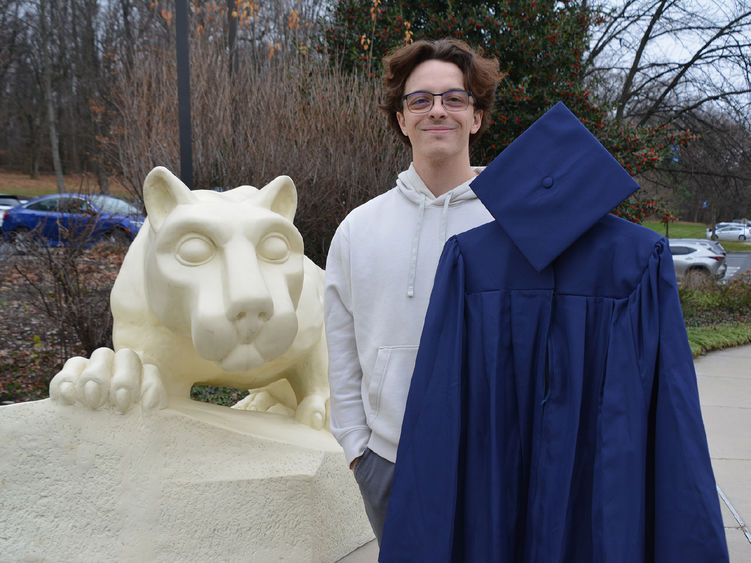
[
  {"x1": 649, "y1": 240, "x2": 728, "y2": 561},
  {"x1": 599, "y1": 239, "x2": 727, "y2": 562},
  {"x1": 379, "y1": 237, "x2": 467, "y2": 563}
]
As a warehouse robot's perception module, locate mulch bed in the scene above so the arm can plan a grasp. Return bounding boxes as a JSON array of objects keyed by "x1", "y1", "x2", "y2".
[
  {"x1": 0, "y1": 245, "x2": 123, "y2": 403},
  {"x1": 0, "y1": 251, "x2": 63, "y2": 402}
]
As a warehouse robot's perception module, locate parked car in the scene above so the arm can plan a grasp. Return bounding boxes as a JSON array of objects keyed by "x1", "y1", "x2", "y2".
[
  {"x1": 706, "y1": 221, "x2": 751, "y2": 239},
  {"x1": 669, "y1": 238, "x2": 727, "y2": 285},
  {"x1": 0, "y1": 194, "x2": 27, "y2": 209},
  {"x1": 1, "y1": 193, "x2": 144, "y2": 250},
  {"x1": 706, "y1": 224, "x2": 751, "y2": 241},
  {"x1": 0, "y1": 194, "x2": 27, "y2": 227}
]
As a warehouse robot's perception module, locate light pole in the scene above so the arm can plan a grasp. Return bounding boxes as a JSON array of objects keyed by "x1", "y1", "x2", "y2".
[{"x1": 175, "y1": 0, "x2": 193, "y2": 189}]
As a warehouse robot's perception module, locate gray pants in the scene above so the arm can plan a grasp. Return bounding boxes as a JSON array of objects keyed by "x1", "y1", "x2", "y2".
[{"x1": 352, "y1": 448, "x2": 395, "y2": 545}]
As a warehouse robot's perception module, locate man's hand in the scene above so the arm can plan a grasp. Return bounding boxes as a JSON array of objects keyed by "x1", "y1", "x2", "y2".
[{"x1": 350, "y1": 456, "x2": 361, "y2": 471}]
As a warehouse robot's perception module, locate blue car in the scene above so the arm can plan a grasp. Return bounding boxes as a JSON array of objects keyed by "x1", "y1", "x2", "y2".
[{"x1": 1, "y1": 193, "x2": 144, "y2": 250}]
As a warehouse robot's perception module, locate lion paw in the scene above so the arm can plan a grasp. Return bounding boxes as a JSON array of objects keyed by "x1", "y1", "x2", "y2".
[
  {"x1": 232, "y1": 390, "x2": 296, "y2": 417},
  {"x1": 295, "y1": 394, "x2": 329, "y2": 431},
  {"x1": 49, "y1": 347, "x2": 167, "y2": 413},
  {"x1": 231, "y1": 382, "x2": 328, "y2": 430}
]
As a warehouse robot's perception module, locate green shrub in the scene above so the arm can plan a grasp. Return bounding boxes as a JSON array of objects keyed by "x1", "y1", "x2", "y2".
[
  {"x1": 190, "y1": 385, "x2": 249, "y2": 407},
  {"x1": 679, "y1": 274, "x2": 751, "y2": 327}
]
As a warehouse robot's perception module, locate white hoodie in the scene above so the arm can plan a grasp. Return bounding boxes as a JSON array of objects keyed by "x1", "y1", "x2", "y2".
[{"x1": 325, "y1": 164, "x2": 492, "y2": 464}]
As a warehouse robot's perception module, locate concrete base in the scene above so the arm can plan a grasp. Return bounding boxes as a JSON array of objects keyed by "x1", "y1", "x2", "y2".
[{"x1": 0, "y1": 399, "x2": 373, "y2": 562}]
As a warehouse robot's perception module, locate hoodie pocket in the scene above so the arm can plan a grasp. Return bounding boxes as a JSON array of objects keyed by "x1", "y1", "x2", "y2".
[{"x1": 366, "y1": 345, "x2": 419, "y2": 429}]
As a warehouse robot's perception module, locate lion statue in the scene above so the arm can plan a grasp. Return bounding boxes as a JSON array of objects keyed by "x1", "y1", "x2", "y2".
[{"x1": 49, "y1": 167, "x2": 329, "y2": 430}]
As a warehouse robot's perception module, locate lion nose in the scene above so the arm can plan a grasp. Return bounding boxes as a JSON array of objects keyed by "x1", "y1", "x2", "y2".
[
  {"x1": 232, "y1": 307, "x2": 271, "y2": 323},
  {"x1": 227, "y1": 285, "x2": 273, "y2": 323},
  {"x1": 225, "y1": 256, "x2": 274, "y2": 323}
]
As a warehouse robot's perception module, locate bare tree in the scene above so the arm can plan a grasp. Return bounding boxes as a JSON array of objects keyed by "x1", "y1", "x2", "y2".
[
  {"x1": 586, "y1": 0, "x2": 751, "y2": 127},
  {"x1": 1, "y1": 3, "x2": 39, "y2": 174},
  {"x1": 37, "y1": 0, "x2": 66, "y2": 193},
  {"x1": 2, "y1": 0, "x2": 122, "y2": 189},
  {"x1": 0, "y1": 1, "x2": 24, "y2": 83},
  {"x1": 646, "y1": 110, "x2": 751, "y2": 223},
  {"x1": 585, "y1": 0, "x2": 751, "y2": 221}
]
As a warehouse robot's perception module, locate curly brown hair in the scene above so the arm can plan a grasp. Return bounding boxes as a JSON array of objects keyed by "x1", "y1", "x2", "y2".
[{"x1": 380, "y1": 39, "x2": 502, "y2": 147}]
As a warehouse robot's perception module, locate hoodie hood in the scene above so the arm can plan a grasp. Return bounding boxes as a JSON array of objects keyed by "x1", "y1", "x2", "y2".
[
  {"x1": 396, "y1": 163, "x2": 483, "y2": 205},
  {"x1": 470, "y1": 102, "x2": 639, "y2": 272}
]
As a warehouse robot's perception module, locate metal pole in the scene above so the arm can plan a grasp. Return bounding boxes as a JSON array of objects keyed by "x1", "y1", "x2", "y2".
[
  {"x1": 227, "y1": 0, "x2": 237, "y2": 77},
  {"x1": 175, "y1": 0, "x2": 193, "y2": 189}
]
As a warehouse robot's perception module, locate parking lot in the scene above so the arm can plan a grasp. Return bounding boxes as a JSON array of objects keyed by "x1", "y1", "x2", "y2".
[{"x1": 724, "y1": 252, "x2": 751, "y2": 281}]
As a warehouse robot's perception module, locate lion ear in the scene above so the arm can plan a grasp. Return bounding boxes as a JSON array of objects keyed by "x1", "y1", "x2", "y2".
[
  {"x1": 257, "y1": 175, "x2": 297, "y2": 222},
  {"x1": 143, "y1": 167, "x2": 195, "y2": 231}
]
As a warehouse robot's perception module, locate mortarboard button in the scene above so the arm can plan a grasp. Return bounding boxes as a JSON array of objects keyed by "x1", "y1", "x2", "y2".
[{"x1": 542, "y1": 176, "x2": 554, "y2": 189}]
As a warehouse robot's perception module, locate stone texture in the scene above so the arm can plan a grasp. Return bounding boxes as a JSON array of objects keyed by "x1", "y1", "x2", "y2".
[{"x1": 0, "y1": 399, "x2": 372, "y2": 562}]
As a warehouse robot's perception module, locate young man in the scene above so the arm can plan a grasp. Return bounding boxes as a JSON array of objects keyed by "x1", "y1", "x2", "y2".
[{"x1": 324, "y1": 39, "x2": 501, "y2": 543}]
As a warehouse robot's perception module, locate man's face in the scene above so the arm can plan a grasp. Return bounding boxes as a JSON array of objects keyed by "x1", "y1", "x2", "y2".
[{"x1": 396, "y1": 60, "x2": 483, "y2": 163}]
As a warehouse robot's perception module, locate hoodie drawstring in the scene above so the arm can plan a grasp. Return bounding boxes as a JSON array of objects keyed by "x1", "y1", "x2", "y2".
[
  {"x1": 407, "y1": 194, "x2": 426, "y2": 298},
  {"x1": 439, "y1": 192, "x2": 452, "y2": 245},
  {"x1": 407, "y1": 192, "x2": 453, "y2": 297}
]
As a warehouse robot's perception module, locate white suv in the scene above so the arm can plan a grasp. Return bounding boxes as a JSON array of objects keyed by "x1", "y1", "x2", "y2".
[{"x1": 669, "y1": 238, "x2": 727, "y2": 285}]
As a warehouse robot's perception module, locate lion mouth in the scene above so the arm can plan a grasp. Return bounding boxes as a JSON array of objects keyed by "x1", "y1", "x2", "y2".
[
  {"x1": 191, "y1": 311, "x2": 298, "y2": 370},
  {"x1": 219, "y1": 343, "x2": 266, "y2": 372}
]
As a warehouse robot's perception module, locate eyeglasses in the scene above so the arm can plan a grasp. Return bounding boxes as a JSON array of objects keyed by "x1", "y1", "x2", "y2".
[{"x1": 402, "y1": 89, "x2": 474, "y2": 114}]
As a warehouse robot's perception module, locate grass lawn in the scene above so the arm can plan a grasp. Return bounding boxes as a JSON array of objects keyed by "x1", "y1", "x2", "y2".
[
  {"x1": 686, "y1": 324, "x2": 751, "y2": 357},
  {"x1": 643, "y1": 220, "x2": 751, "y2": 253},
  {"x1": 0, "y1": 170, "x2": 132, "y2": 199}
]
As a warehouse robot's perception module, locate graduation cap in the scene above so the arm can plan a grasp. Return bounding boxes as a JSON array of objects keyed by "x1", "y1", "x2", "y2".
[{"x1": 471, "y1": 102, "x2": 640, "y2": 272}]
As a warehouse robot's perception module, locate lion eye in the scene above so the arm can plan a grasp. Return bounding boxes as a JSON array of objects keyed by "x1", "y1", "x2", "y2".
[
  {"x1": 176, "y1": 236, "x2": 215, "y2": 265},
  {"x1": 257, "y1": 234, "x2": 290, "y2": 262}
]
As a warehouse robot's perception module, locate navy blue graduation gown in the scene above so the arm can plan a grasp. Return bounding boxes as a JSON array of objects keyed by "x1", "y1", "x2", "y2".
[{"x1": 379, "y1": 103, "x2": 728, "y2": 562}]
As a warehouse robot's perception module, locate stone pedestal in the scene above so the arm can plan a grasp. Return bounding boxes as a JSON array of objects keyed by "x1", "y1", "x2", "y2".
[{"x1": 0, "y1": 399, "x2": 372, "y2": 562}]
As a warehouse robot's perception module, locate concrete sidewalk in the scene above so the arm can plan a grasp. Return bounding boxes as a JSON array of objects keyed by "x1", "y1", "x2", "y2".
[
  {"x1": 695, "y1": 345, "x2": 751, "y2": 561},
  {"x1": 340, "y1": 345, "x2": 751, "y2": 562}
]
